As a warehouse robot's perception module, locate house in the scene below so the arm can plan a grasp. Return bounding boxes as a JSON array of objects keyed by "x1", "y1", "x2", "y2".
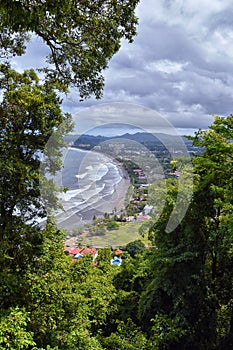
[{"x1": 64, "y1": 247, "x2": 97, "y2": 261}]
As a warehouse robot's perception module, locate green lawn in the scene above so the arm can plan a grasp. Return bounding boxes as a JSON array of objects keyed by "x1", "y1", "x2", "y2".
[{"x1": 81, "y1": 221, "x2": 150, "y2": 247}]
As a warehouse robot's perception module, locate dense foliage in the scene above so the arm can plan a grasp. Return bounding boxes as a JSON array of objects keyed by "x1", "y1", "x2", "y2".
[
  {"x1": 0, "y1": 2, "x2": 232, "y2": 348},
  {"x1": 137, "y1": 115, "x2": 233, "y2": 349},
  {"x1": 0, "y1": 0, "x2": 139, "y2": 98},
  {"x1": 1, "y1": 112, "x2": 232, "y2": 349}
]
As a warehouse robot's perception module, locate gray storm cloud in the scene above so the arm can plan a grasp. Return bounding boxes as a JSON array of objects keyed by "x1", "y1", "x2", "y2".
[{"x1": 9, "y1": 0, "x2": 233, "y2": 134}]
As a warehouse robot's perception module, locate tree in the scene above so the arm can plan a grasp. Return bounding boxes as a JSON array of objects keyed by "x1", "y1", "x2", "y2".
[
  {"x1": 0, "y1": 64, "x2": 72, "y2": 290},
  {"x1": 138, "y1": 115, "x2": 233, "y2": 349},
  {"x1": 0, "y1": 218, "x2": 118, "y2": 349},
  {"x1": 0, "y1": 2, "x2": 141, "y2": 348},
  {"x1": 0, "y1": 307, "x2": 36, "y2": 350},
  {"x1": 100, "y1": 319, "x2": 148, "y2": 350},
  {"x1": 0, "y1": 64, "x2": 73, "y2": 265},
  {"x1": 97, "y1": 247, "x2": 112, "y2": 270},
  {"x1": 0, "y1": 0, "x2": 139, "y2": 99},
  {"x1": 190, "y1": 115, "x2": 233, "y2": 349},
  {"x1": 125, "y1": 240, "x2": 145, "y2": 258},
  {"x1": 107, "y1": 220, "x2": 119, "y2": 230}
]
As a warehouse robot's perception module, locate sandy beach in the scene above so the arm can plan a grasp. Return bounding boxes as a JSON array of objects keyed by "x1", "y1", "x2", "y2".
[{"x1": 56, "y1": 162, "x2": 131, "y2": 230}]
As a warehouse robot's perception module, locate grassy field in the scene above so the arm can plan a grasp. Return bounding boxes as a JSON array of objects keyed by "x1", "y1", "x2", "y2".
[{"x1": 77, "y1": 221, "x2": 150, "y2": 247}]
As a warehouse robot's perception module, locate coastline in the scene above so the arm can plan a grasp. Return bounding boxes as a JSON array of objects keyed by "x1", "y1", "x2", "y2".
[
  {"x1": 113, "y1": 162, "x2": 131, "y2": 211},
  {"x1": 57, "y1": 159, "x2": 131, "y2": 230}
]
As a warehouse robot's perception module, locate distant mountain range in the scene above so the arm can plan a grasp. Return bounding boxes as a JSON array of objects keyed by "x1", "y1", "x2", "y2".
[{"x1": 64, "y1": 132, "x2": 197, "y2": 153}]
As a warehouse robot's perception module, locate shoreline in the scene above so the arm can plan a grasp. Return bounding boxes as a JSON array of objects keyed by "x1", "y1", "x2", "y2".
[{"x1": 56, "y1": 159, "x2": 131, "y2": 230}]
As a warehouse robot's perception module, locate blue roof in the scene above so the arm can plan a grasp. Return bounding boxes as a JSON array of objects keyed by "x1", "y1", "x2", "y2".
[{"x1": 111, "y1": 256, "x2": 122, "y2": 266}]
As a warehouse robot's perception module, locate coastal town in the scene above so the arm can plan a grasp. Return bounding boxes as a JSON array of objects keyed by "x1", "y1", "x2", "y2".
[
  {"x1": 63, "y1": 133, "x2": 189, "y2": 255},
  {"x1": 64, "y1": 161, "x2": 154, "y2": 254}
]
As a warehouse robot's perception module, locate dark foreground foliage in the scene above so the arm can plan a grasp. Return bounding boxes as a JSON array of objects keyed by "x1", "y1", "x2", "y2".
[{"x1": 0, "y1": 115, "x2": 232, "y2": 349}]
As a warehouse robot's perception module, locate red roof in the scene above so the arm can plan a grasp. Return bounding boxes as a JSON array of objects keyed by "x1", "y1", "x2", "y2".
[
  {"x1": 114, "y1": 249, "x2": 123, "y2": 255},
  {"x1": 71, "y1": 248, "x2": 82, "y2": 255},
  {"x1": 64, "y1": 247, "x2": 97, "y2": 256},
  {"x1": 80, "y1": 248, "x2": 97, "y2": 255}
]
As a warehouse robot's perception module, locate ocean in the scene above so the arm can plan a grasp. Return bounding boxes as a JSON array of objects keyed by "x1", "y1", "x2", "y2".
[{"x1": 51, "y1": 148, "x2": 124, "y2": 228}]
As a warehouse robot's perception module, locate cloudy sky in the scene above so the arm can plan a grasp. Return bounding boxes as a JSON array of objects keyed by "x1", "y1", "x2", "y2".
[{"x1": 13, "y1": 0, "x2": 233, "y2": 135}]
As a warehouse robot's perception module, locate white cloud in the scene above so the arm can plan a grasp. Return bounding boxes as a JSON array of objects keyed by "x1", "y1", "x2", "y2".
[{"x1": 145, "y1": 60, "x2": 187, "y2": 74}]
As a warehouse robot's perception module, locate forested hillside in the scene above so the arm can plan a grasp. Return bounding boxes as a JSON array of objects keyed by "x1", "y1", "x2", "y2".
[
  {"x1": 0, "y1": 1, "x2": 232, "y2": 349},
  {"x1": 0, "y1": 70, "x2": 232, "y2": 349}
]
